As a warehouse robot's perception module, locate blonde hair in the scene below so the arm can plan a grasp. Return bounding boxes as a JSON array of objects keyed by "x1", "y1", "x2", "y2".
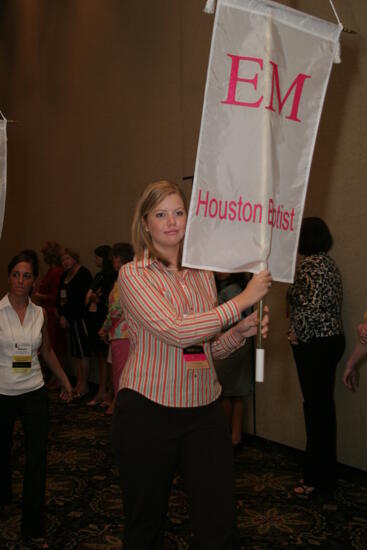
[
  {"x1": 61, "y1": 248, "x2": 80, "y2": 263},
  {"x1": 131, "y1": 180, "x2": 188, "y2": 262}
]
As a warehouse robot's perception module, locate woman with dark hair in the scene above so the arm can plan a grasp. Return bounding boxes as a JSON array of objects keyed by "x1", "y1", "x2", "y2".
[
  {"x1": 99, "y1": 242, "x2": 134, "y2": 415},
  {"x1": 85, "y1": 245, "x2": 116, "y2": 406},
  {"x1": 0, "y1": 251, "x2": 72, "y2": 545},
  {"x1": 111, "y1": 180, "x2": 271, "y2": 548},
  {"x1": 58, "y1": 249, "x2": 92, "y2": 398},
  {"x1": 287, "y1": 217, "x2": 345, "y2": 495}
]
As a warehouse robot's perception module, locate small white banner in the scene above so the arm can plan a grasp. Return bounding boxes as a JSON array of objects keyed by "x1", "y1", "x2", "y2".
[
  {"x1": 183, "y1": 0, "x2": 341, "y2": 283},
  {"x1": 0, "y1": 115, "x2": 7, "y2": 239}
]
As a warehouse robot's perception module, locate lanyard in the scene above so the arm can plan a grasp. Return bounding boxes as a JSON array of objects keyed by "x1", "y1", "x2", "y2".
[{"x1": 5, "y1": 301, "x2": 35, "y2": 351}]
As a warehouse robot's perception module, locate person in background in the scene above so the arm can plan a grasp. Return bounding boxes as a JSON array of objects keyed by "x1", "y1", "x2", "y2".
[
  {"x1": 215, "y1": 272, "x2": 254, "y2": 448},
  {"x1": 32, "y1": 241, "x2": 66, "y2": 388},
  {"x1": 287, "y1": 217, "x2": 345, "y2": 496},
  {"x1": 99, "y1": 242, "x2": 134, "y2": 415},
  {"x1": 85, "y1": 245, "x2": 116, "y2": 406},
  {"x1": 0, "y1": 251, "x2": 73, "y2": 546},
  {"x1": 112, "y1": 180, "x2": 271, "y2": 549},
  {"x1": 58, "y1": 249, "x2": 92, "y2": 398},
  {"x1": 343, "y1": 310, "x2": 367, "y2": 391}
]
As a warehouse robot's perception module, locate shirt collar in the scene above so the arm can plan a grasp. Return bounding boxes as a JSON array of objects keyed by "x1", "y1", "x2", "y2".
[
  {"x1": 136, "y1": 249, "x2": 188, "y2": 278},
  {"x1": 0, "y1": 294, "x2": 32, "y2": 311},
  {"x1": 136, "y1": 249, "x2": 165, "y2": 271},
  {"x1": 0, "y1": 294, "x2": 11, "y2": 310}
]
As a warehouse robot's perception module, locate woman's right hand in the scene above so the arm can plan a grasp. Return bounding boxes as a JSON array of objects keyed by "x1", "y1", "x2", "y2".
[
  {"x1": 358, "y1": 322, "x2": 367, "y2": 344},
  {"x1": 59, "y1": 316, "x2": 68, "y2": 329},
  {"x1": 234, "y1": 270, "x2": 272, "y2": 312},
  {"x1": 233, "y1": 306, "x2": 270, "y2": 340},
  {"x1": 59, "y1": 379, "x2": 74, "y2": 403},
  {"x1": 98, "y1": 327, "x2": 109, "y2": 343}
]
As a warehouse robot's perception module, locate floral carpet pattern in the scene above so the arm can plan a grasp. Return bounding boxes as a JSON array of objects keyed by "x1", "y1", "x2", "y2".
[{"x1": 1, "y1": 390, "x2": 366, "y2": 549}]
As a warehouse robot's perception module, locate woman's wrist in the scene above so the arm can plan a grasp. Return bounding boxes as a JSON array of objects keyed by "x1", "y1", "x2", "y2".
[
  {"x1": 346, "y1": 360, "x2": 356, "y2": 371},
  {"x1": 231, "y1": 323, "x2": 244, "y2": 341},
  {"x1": 232, "y1": 291, "x2": 250, "y2": 313}
]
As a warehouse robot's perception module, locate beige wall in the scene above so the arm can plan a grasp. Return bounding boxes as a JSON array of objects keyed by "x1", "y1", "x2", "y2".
[
  {"x1": 0, "y1": 1, "x2": 366, "y2": 469},
  {"x1": 255, "y1": 0, "x2": 367, "y2": 470}
]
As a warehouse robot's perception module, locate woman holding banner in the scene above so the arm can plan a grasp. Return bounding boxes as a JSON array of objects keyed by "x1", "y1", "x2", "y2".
[
  {"x1": 111, "y1": 180, "x2": 271, "y2": 549},
  {"x1": 287, "y1": 217, "x2": 345, "y2": 496}
]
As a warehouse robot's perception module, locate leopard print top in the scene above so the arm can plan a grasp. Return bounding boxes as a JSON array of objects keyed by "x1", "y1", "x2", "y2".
[{"x1": 287, "y1": 252, "x2": 344, "y2": 343}]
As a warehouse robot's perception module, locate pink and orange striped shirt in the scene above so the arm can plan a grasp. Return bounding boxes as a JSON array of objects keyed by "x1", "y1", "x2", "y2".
[{"x1": 118, "y1": 250, "x2": 246, "y2": 407}]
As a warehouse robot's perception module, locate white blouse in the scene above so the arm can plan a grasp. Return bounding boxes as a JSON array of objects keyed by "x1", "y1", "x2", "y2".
[{"x1": 0, "y1": 294, "x2": 45, "y2": 396}]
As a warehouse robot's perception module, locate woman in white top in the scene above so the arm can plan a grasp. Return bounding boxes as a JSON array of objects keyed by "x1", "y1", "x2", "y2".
[{"x1": 0, "y1": 251, "x2": 73, "y2": 546}]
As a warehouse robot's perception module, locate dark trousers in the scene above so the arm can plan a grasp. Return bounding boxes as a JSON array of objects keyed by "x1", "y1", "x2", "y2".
[
  {"x1": 292, "y1": 334, "x2": 345, "y2": 488},
  {"x1": 0, "y1": 386, "x2": 49, "y2": 537},
  {"x1": 111, "y1": 389, "x2": 239, "y2": 550}
]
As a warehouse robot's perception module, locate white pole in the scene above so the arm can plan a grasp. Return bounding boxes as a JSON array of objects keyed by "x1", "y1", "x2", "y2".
[
  {"x1": 255, "y1": 299, "x2": 265, "y2": 382},
  {"x1": 255, "y1": 12, "x2": 272, "y2": 383}
]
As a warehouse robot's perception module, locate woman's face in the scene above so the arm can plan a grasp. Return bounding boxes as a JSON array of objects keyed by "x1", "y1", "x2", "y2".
[
  {"x1": 61, "y1": 254, "x2": 76, "y2": 271},
  {"x1": 94, "y1": 255, "x2": 103, "y2": 268},
  {"x1": 112, "y1": 255, "x2": 123, "y2": 271},
  {"x1": 144, "y1": 193, "x2": 187, "y2": 254},
  {"x1": 8, "y1": 262, "x2": 35, "y2": 298}
]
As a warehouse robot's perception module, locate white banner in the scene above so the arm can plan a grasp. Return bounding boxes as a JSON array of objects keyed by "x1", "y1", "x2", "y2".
[
  {"x1": 182, "y1": 0, "x2": 341, "y2": 283},
  {"x1": 0, "y1": 115, "x2": 7, "y2": 239}
]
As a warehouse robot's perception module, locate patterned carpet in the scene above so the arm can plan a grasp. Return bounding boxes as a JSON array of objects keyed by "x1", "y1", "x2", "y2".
[{"x1": 1, "y1": 388, "x2": 367, "y2": 549}]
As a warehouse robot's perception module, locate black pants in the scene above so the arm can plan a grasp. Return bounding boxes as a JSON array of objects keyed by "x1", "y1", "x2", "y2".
[
  {"x1": 0, "y1": 386, "x2": 49, "y2": 537},
  {"x1": 292, "y1": 334, "x2": 345, "y2": 489},
  {"x1": 111, "y1": 389, "x2": 239, "y2": 549}
]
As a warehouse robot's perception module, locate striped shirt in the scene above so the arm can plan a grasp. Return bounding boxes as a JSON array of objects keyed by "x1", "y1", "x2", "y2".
[
  {"x1": 101, "y1": 282, "x2": 129, "y2": 341},
  {"x1": 118, "y1": 250, "x2": 245, "y2": 407}
]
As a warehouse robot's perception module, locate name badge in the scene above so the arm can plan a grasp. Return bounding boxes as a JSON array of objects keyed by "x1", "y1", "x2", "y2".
[
  {"x1": 88, "y1": 302, "x2": 97, "y2": 313},
  {"x1": 12, "y1": 343, "x2": 32, "y2": 373},
  {"x1": 183, "y1": 345, "x2": 209, "y2": 369},
  {"x1": 60, "y1": 289, "x2": 67, "y2": 306}
]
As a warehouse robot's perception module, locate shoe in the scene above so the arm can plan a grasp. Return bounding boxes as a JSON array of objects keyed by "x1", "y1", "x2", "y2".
[
  {"x1": 22, "y1": 535, "x2": 49, "y2": 548},
  {"x1": 294, "y1": 483, "x2": 316, "y2": 496},
  {"x1": 73, "y1": 387, "x2": 90, "y2": 399},
  {"x1": 232, "y1": 437, "x2": 243, "y2": 452},
  {"x1": 105, "y1": 405, "x2": 115, "y2": 415},
  {"x1": 86, "y1": 397, "x2": 103, "y2": 406}
]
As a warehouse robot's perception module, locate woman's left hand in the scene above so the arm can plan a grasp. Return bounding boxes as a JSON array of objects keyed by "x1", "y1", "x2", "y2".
[
  {"x1": 59, "y1": 380, "x2": 73, "y2": 403},
  {"x1": 343, "y1": 363, "x2": 360, "y2": 392},
  {"x1": 233, "y1": 307, "x2": 269, "y2": 340},
  {"x1": 98, "y1": 327, "x2": 109, "y2": 343},
  {"x1": 287, "y1": 328, "x2": 298, "y2": 345},
  {"x1": 358, "y1": 322, "x2": 367, "y2": 344}
]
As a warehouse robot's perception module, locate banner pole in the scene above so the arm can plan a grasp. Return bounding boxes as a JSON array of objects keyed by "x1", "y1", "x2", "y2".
[
  {"x1": 255, "y1": 11, "x2": 272, "y2": 384},
  {"x1": 255, "y1": 299, "x2": 265, "y2": 382}
]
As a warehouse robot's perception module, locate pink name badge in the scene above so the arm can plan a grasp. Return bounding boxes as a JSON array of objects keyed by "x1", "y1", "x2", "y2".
[{"x1": 183, "y1": 345, "x2": 209, "y2": 369}]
